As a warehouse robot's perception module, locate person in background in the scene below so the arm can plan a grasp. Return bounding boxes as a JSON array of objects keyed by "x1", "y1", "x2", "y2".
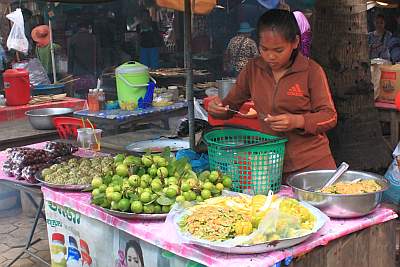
[
  {"x1": 136, "y1": 9, "x2": 163, "y2": 69},
  {"x1": 68, "y1": 21, "x2": 98, "y2": 98},
  {"x1": 368, "y1": 14, "x2": 392, "y2": 60},
  {"x1": 31, "y1": 25, "x2": 61, "y2": 79},
  {"x1": 293, "y1": 11, "x2": 312, "y2": 57},
  {"x1": 208, "y1": 9, "x2": 337, "y2": 181},
  {"x1": 389, "y1": 13, "x2": 400, "y2": 63},
  {"x1": 223, "y1": 22, "x2": 259, "y2": 77}
]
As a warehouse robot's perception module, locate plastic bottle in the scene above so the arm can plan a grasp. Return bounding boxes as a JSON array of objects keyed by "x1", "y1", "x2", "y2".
[
  {"x1": 87, "y1": 89, "x2": 94, "y2": 112},
  {"x1": 92, "y1": 89, "x2": 100, "y2": 112},
  {"x1": 50, "y1": 233, "x2": 67, "y2": 267},
  {"x1": 66, "y1": 236, "x2": 81, "y2": 267},
  {"x1": 98, "y1": 89, "x2": 105, "y2": 110}
]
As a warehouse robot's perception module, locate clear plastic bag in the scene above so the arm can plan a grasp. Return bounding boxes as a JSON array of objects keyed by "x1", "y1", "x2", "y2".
[
  {"x1": 6, "y1": 8, "x2": 29, "y2": 54},
  {"x1": 165, "y1": 192, "x2": 327, "y2": 249}
]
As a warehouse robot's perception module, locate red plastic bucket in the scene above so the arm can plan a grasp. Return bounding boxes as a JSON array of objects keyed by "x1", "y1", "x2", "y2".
[{"x1": 3, "y1": 68, "x2": 31, "y2": 106}]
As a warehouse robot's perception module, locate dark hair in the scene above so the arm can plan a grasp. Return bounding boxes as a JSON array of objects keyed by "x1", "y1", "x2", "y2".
[
  {"x1": 257, "y1": 9, "x2": 300, "y2": 43},
  {"x1": 125, "y1": 240, "x2": 144, "y2": 267},
  {"x1": 376, "y1": 14, "x2": 385, "y2": 21}
]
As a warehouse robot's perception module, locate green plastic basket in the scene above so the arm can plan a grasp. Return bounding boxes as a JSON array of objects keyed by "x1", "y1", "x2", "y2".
[{"x1": 203, "y1": 128, "x2": 287, "y2": 195}]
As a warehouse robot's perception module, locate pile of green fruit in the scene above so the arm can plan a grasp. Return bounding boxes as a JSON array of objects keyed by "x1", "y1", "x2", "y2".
[
  {"x1": 90, "y1": 153, "x2": 232, "y2": 214},
  {"x1": 41, "y1": 156, "x2": 114, "y2": 185}
]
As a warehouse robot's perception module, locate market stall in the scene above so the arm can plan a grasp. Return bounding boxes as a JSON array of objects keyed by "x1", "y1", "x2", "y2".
[{"x1": 0, "y1": 140, "x2": 397, "y2": 266}]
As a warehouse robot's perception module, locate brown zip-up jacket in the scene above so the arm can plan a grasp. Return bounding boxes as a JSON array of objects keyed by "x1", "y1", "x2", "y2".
[{"x1": 221, "y1": 54, "x2": 337, "y2": 173}]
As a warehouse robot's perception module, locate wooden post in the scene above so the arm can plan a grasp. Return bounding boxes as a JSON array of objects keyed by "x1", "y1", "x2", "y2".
[{"x1": 184, "y1": 0, "x2": 195, "y2": 149}]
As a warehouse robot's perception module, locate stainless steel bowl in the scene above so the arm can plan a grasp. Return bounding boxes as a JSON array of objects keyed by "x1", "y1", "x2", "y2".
[
  {"x1": 26, "y1": 108, "x2": 74, "y2": 130},
  {"x1": 287, "y1": 170, "x2": 389, "y2": 218}
]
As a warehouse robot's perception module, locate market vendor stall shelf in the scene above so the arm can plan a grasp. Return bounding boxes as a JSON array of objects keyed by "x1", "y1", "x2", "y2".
[
  {"x1": 74, "y1": 101, "x2": 188, "y2": 134},
  {"x1": 0, "y1": 97, "x2": 86, "y2": 122}
]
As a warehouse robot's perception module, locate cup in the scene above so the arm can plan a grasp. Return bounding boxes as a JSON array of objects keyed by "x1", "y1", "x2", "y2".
[
  {"x1": 77, "y1": 128, "x2": 92, "y2": 149},
  {"x1": 88, "y1": 129, "x2": 103, "y2": 151}
]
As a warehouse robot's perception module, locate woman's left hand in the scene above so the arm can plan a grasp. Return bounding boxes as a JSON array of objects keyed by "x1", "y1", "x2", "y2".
[{"x1": 264, "y1": 114, "x2": 305, "y2": 132}]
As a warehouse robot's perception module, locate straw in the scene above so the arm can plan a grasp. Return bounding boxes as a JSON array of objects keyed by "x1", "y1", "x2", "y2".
[{"x1": 86, "y1": 118, "x2": 99, "y2": 146}]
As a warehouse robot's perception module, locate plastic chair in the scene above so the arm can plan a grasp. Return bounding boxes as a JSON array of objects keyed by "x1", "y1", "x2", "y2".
[{"x1": 53, "y1": 117, "x2": 96, "y2": 139}]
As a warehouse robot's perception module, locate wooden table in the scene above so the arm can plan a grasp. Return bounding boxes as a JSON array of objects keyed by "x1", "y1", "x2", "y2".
[
  {"x1": 0, "y1": 119, "x2": 58, "y2": 150},
  {"x1": 375, "y1": 101, "x2": 400, "y2": 148},
  {"x1": 0, "y1": 97, "x2": 86, "y2": 122}
]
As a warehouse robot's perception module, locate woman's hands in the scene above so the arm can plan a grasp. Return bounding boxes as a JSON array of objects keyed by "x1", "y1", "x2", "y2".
[
  {"x1": 207, "y1": 97, "x2": 230, "y2": 119},
  {"x1": 264, "y1": 114, "x2": 305, "y2": 132}
]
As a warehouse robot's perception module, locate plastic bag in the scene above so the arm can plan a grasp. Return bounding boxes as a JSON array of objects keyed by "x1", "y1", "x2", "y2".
[
  {"x1": 165, "y1": 192, "x2": 328, "y2": 249},
  {"x1": 383, "y1": 143, "x2": 400, "y2": 204},
  {"x1": 13, "y1": 58, "x2": 51, "y2": 86},
  {"x1": 176, "y1": 149, "x2": 209, "y2": 172},
  {"x1": 194, "y1": 98, "x2": 208, "y2": 121},
  {"x1": 6, "y1": 8, "x2": 29, "y2": 54}
]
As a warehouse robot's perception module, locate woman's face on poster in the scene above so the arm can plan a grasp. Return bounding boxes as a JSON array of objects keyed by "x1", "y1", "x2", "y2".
[{"x1": 126, "y1": 247, "x2": 142, "y2": 267}]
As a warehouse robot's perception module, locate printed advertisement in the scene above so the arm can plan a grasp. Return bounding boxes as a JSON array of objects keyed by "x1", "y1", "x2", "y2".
[{"x1": 45, "y1": 201, "x2": 115, "y2": 267}]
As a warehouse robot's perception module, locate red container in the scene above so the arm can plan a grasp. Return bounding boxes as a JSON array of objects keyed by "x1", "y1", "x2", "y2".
[
  {"x1": 203, "y1": 97, "x2": 262, "y2": 131},
  {"x1": 3, "y1": 69, "x2": 31, "y2": 106}
]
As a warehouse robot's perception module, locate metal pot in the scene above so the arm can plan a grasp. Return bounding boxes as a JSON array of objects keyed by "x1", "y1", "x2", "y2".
[
  {"x1": 25, "y1": 108, "x2": 74, "y2": 130},
  {"x1": 216, "y1": 78, "x2": 236, "y2": 99},
  {"x1": 287, "y1": 170, "x2": 389, "y2": 218}
]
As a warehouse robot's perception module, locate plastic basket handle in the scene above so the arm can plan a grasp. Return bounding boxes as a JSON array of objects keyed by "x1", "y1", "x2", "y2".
[
  {"x1": 220, "y1": 136, "x2": 287, "y2": 150},
  {"x1": 118, "y1": 74, "x2": 157, "y2": 87}
]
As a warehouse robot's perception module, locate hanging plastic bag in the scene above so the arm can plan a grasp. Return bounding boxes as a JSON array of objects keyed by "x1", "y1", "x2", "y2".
[{"x1": 6, "y1": 8, "x2": 29, "y2": 54}]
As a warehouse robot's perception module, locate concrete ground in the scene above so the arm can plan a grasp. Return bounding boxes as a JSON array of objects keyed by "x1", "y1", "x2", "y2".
[{"x1": 0, "y1": 211, "x2": 50, "y2": 267}]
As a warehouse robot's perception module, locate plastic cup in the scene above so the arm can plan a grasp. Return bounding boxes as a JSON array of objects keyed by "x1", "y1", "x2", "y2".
[
  {"x1": 88, "y1": 129, "x2": 103, "y2": 151},
  {"x1": 77, "y1": 128, "x2": 92, "y2": 149}
]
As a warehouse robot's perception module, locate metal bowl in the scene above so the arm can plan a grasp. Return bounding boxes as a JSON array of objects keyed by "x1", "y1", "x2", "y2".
[
  {"x1": 26, "y1": 108, "x2": 74, "y2": 130},
  {"x1": 287, "y1": 170, "x2": 389, "y2": 218}
]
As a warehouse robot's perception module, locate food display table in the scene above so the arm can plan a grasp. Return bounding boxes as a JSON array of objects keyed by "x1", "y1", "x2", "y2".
[
  {"x1": 40, "y1": 185, "x2": 397, "y2": 267},
  {"x1": 74, "y1": 101, "x2": 188, "y2": 134},
  {"x1": 0, "y1": 142, "x2": 398, "y2": 266},
  {"x1": 0, "y1": 97, "x2": 86, "y2": 122}
]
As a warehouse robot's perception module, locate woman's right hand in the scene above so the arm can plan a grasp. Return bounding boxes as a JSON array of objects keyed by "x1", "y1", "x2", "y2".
[{"x1": 207, "y1": 96, "x2": 229, "y2": 118}]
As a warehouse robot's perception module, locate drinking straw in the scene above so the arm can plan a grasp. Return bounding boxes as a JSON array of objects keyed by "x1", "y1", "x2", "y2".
[{"x1": 86, "y1": 119, "x2": 99, "y2": 146}]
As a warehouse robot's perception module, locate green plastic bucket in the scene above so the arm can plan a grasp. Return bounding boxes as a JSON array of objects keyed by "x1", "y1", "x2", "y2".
[
  {"x1": 203, "y1": 128, "x2": 287, "y2": 195},
  {"x1": 115, "y1": 61, "x2": 155, "y2": 110}
]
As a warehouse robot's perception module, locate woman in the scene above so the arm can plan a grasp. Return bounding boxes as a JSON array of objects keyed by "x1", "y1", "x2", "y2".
[
  {"x1": 136, "y1": 10, "x2": 163, "y2": 69},
  {"x1": 125, "y1": 240, "x2": 144, "y2": 267},
  {"x1": 368, "y1": 14, "x2": 392, "y2": 60},
  {"x1": 208, "y1": 9, "x2": 337, "y2": 180},
  {"x1": 223, "y1": 22, "x2": 259, "y2": 77}
]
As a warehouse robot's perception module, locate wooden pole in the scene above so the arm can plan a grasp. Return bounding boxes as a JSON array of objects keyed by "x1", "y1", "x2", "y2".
[
  {"x1": 184, "y1": 0, "x2": 195, "y2": 149},
  {"x1": 49, "y1": 20, "x2": 57, "y2": 83}
]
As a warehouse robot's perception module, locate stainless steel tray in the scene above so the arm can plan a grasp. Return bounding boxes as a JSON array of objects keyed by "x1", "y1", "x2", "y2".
[
  {"x1": 97, "y1": 206, "x2": 168, "y2": 220},
  {"x1": 193, "y1": 234, "x2": 313, "y2": 254},
  {"x1": 126, "y1": 138, "x2": 189, "y2": 153},
  {"x1": 35, "y1": 173, "x2": 91, "y2": 191}
]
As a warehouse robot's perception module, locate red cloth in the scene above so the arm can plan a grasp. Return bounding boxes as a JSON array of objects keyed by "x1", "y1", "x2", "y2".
[{"x1": 0, "y1": 97, "x2": 86, "y2": 122}]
